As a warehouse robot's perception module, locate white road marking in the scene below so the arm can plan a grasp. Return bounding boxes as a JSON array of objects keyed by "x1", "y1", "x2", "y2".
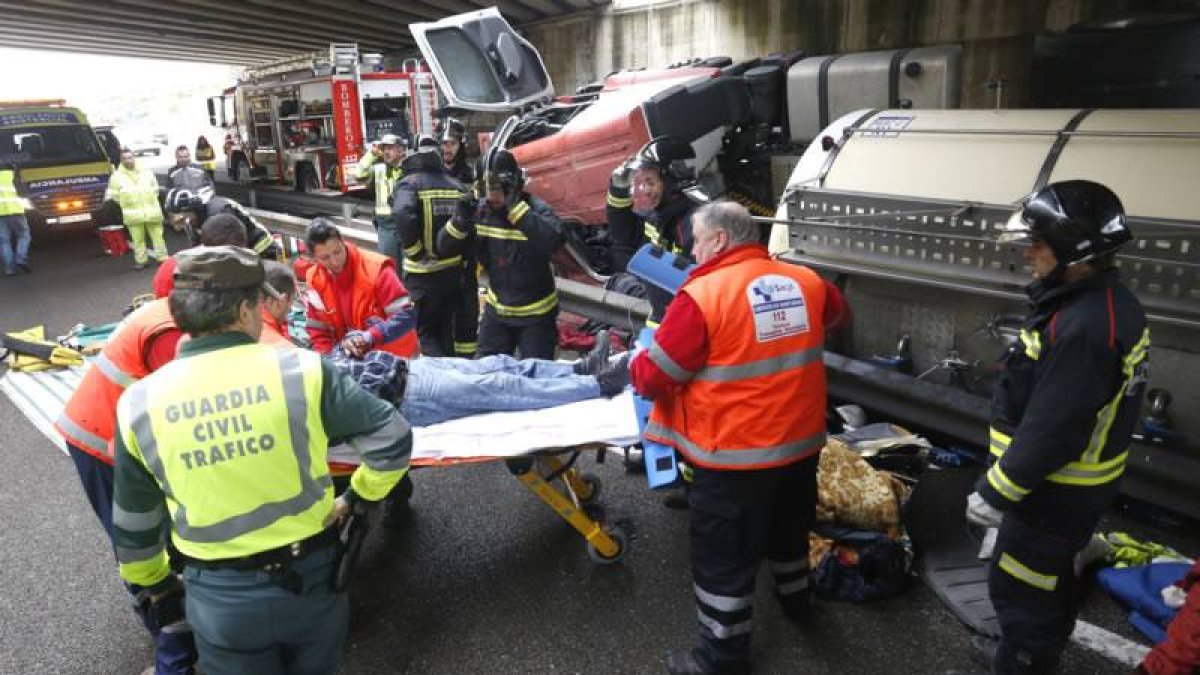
[{"x1": 1072, "y1": 619, "x2": 1151, "y2": 667}]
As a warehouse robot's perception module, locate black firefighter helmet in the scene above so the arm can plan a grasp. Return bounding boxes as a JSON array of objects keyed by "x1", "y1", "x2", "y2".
[
  {"x1": 627, "y1": 135, "x2": 696, "y2": 185},
  {"x1": 1001, "y1": 179, "x2": 1132, "y2": 266},
  {"x1": 477, "y1": 146, "x2": 525, "y2": 196}
]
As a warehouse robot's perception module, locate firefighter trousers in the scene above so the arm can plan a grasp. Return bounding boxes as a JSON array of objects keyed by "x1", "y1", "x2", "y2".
[
  {"x1": 988, "y1": 515, "x2": 1086, "y2": 674},
  {"x1": 454, "y1": 261, "x2": 480, "y2": 358},
  {"x1": 477, "y1": 307, "x2": 558, "y2": 360},
  {"x1": 686, "y1": 456, "x2": 818, "y2": 671},
  {"x1": 406, "y1": 267, "x2": 464, "y2": 357}
]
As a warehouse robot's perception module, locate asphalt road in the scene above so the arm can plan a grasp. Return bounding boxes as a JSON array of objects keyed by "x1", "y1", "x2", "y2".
[{"x1": 0, "y1": 224, "x2": 1184, "y2": 675}]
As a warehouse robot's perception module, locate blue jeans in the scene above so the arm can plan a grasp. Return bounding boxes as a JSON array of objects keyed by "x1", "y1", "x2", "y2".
[
  {"x1": 67, "y1": 444, "x2": 198, "y2": 675},
  {"x1": 399, "y1": 354, "x2": 602, "y2": 427},
  {"x1": 0, "y1": 213, "x2": 31, "y2": 273}
]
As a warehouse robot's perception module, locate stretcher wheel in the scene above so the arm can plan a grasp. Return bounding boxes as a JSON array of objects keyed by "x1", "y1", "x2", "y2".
[
  {"x1": 586, "y1": 526, "x2": 629, "y2": 565},
  {"x1": 577, "y1": 473, "x2": 601, "y2": 504}
]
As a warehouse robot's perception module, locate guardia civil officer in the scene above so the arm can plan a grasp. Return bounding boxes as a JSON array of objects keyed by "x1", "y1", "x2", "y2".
[
  {"x1": 631, "y1": 201, "x2": 847, "y2": 675},
  {"x1": 392, "y1": 135, "x2": 471, "y2": 356},
  {"x1": 438, "y1": 148, "x2": 563, "y2": 359},
  {"x1": 112, "y1": 245, "x2": 412, "y2": 675},
  {"x1": 963, "y1": 180, "x2": 1149, "y2": 674},
  {"x1": 354, "y1": 133, "x2": 405, "y2": 264}
]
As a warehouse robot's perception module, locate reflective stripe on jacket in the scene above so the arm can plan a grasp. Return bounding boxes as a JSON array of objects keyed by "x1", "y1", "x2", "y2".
[
  {"x1": 115, "y1": 344, "x2": 332, "y2": 564},
  {"x1": 0, "y1": 169, "x2": 23, "y2": 216},
  {"x1": 106, "y1": 164, "x2": 162, "y2": 222},
  {"x1": 305, "y1": 242, "x2": 418, "y2": 357},
  {"x1": 644, "y1": 246, "x2": 828, "y2": 470},
  {"x1": 356, "y1": 154, "x2": 402, "y2": 217},
  {"x1": 55, "y1": 299, "x2": 176, "y2": 461}
]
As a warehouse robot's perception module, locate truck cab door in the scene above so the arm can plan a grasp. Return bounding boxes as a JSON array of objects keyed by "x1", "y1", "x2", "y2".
[{"x1": 409, "y1": 7, "x2": 554, "y2": 113}]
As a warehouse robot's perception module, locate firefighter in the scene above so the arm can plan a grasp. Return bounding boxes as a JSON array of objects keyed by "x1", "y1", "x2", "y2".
[
  {"x1": 54, "y1": 297, "x2": 198, "y2": 674},
  {"x1": 607, "y1": 135, "x2": 704, "y2": 327},
  {"x1": 302, "y1": 217, "x2": 418, "y2": 359},
  {"x1": 111, "y1": 245, "x2": 412, "y2": 675},
  {"x1": 438, "y1": 148, "x2": 564, "y2": 359},
  {"x1": 390, "y1": 135, "x2": 470, "y2": 356},
  {"x1": 354, "y1": 133, "x2": 405, "y2": 265},
  {"x1": 439, "y1": 117, "x2": 481, "y2": 358},
  {"x1": 164, "y1": 187, "x2": 279, "y2": 260},
  {"x1": 0, "y1": 158, "x2": 31, "y2": 275},
  {"x1": 963, "y1": 180, "x2": 1149, "y2": 674},
  {"x1": 631, "y1": 201, "x2": 844, "y2": 675},
  {"x1": 106, "y1": 148, "x2": 168, "y2": 269}
]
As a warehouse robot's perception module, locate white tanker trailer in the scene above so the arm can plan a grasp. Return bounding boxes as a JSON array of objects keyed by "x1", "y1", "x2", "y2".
[{"x1": 768, "y1": 108, "x2": 1200, "y2": 520}]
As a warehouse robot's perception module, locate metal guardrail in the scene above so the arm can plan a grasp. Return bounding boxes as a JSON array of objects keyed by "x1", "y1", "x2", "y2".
[{"x1": 249, "y1": 207, "x2": 651, "y2": 333}]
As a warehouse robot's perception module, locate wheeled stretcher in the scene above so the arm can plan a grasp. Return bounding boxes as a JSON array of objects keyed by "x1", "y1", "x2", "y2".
[{"x1": 1, "y1": 365, "x2": 641, "y2": 563}]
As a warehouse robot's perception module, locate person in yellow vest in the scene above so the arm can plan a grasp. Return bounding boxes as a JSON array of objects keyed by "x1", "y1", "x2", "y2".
[
  {"x1": 0, "y1": 158, "x2": 32, "y2": 276},
  {"x1": 194, "y1": 136, "x2": 216, "y2": 181},
  {"x1": 631, "y1": 201, "x2": 847, "y2": 675},
  {"x1": 112, "y1": 245, "x2": 412, "y2": 675},
  {"x1": 106, "y1": 148, "x2": 168, "y2": 269},
  {"x1": 354, "y1": 133, "x2": 405, "y2": 265}
]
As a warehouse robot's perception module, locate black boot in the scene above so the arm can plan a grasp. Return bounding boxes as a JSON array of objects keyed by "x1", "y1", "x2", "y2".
[
  {"x1": 596, "y1": 353, "x2": 631, "y2": 396},
  {"x1": 665, "y1": 649, "x2": 750, "y2": 675},
  {"x1": 574, "y1": 329, "x2": 611, "y2": 375}
]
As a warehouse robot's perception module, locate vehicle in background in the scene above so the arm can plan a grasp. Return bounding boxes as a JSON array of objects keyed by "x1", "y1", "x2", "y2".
[
  {"x1": 0, "y1": 99, "x2": 112, "y2": 227},
  {"x1": 92, "y1": 125, "x2": 122, "y2": 166},
  {"x1": 207, "y1": 43, "x2": 439, "y2": 193}
]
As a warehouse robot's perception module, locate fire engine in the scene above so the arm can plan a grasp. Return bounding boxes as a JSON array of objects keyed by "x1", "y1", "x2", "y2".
[{"x1": 206, "y1": 44, "x2": 439, "y2": 194}]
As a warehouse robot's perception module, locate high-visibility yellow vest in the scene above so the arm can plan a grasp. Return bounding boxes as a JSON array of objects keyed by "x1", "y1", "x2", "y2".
[
  {"x1": 106, "y1": 165, "x2": 162, "y2": 223},
  {"x1": 0, "y1": 169, "x2": 23, "y2": 217},
  {"x1": 355, "y1": 154, "x2": 402, "y2": 217},
  {"x1": 116, "y1": 344, "x2": 332, "y2": 562}
]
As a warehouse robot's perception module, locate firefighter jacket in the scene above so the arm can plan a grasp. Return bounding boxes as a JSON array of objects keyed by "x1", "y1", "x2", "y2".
[
  {"x1": 355, "y1": 152, "x2": 403, "y2": 218},
  {"x1": 392, "y1": 151, "x2": 466, "y2": 276},
  {"x1": 305, "y1": 242, "x2": 419, "y2": 357},
  {"x1": 438, "y1": 192, "x2": 563, "y2": 325},
  {"x1": 166, "y1": 162, "x2": 213, "y2": 192},
  {"x1": 978, "y1": 268, "x2": 1149, "y2": 528},
  {"x1": 606, "y1": 177, "x2": 698, "y2": 271},
  {"x1": 635, "y1": 243, "x2": 829, "y2": 471},
  {"x1": 446, "y1": 157, "x2": 475, "y2": 186},
  {"x1": 111, "y1": 332, "x2": 412, "y2": 590},
  {"x1": 0, "y1": 168, "x2": 25, "y2": 216},
  {"x1": 205, "y1": 196, "x2": 279, "y2": 259},
  {"x1": 55, "y1": 299, "x2": 178, "y2": 463},
  {"x1": 106, "y1": 164, "x2": 162, "y2": 224}
]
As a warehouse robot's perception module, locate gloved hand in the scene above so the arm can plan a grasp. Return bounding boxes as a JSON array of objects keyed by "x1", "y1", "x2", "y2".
[
  {"x1": 610, "y1": 160, "x2": 633, "y2": 191},
  {"x1": 965, "y1": 491, "x2": 1004, "y2": 529},
  {"x1": 455, "y1": 193, "x2": 478, "y2": 228}
]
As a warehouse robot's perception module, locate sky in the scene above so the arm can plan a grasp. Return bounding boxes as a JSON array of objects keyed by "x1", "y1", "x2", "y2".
[{"x1": 1, "y1": 47, "x2": 238, "y2": 145}]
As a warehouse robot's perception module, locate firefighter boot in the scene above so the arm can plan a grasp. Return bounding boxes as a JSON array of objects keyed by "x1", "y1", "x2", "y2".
[
  {"x1": 666, "y1": 649, "x2": 750, "y2": 675},
  {"x1": 574, "y1": 329, "x2": 611, "y2": 375},
  {"x1": 596, "y1": 353, "x2": 631, "y2": 396},
  {"x1": 991, "y1": 641, "x2": 1060, "y2": 675}
]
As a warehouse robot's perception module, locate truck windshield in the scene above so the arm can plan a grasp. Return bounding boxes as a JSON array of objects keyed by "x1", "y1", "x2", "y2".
[{"x1": 0, "y1": 124, "x2": 107, "y2": 169}]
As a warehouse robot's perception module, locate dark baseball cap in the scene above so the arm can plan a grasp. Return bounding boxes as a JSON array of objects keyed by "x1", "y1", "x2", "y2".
[{"x1": 173, "y1": 245, "x2": 282, "y2": 299}]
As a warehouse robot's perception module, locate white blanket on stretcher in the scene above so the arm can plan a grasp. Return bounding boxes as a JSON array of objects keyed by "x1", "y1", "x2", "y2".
[{"x1": 0, "y1": 365, "x2": 641, "y2": 462}]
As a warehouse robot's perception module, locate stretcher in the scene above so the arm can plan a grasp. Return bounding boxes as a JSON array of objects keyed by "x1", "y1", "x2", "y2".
[{"x1": 0, "y1": 364, "x2": 641, "y2": 564}]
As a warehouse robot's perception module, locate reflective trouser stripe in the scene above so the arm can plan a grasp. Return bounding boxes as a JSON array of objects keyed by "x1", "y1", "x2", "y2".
[
  {"x1": 697, "y1": 609, "x2": 753, "y2": 639},
  {"x1": 454, "y1": 341, "x2": 477, "y2": 356},
  {"x1": 986, "y1": 463, "x2": 1030, "y2": 503},
  {"x1": 695, "y1": 584, "x2": 751, "y2": 612},
  {"x1": 999, "y1": 552, "x2": 1058, "y2": 591},
  {"x1": 127, "y1": 349, "x2": 327, "y2": 544},
  {"x1": 771, "y1": 558, "x2": 811, "y2": 596},
  {"x1": 485, "y1": 289, "x2": 558, "y2": 318},
  {"x1": 645, "y1": 421, "x2": 824, "y2": 469}
]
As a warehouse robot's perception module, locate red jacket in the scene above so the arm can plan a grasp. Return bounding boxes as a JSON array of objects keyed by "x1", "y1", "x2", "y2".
[
  {"x1": 1140, "y1": 559, "x2": 1200, "y2": 675},
  {"x1": 304, "y1": 242, "x2": 418, "y2": 356}
]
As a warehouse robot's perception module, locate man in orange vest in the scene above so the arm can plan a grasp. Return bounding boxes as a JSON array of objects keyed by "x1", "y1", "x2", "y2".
[
  {"x1": 303, "y1": 218, "x2": 418, "y2": 359},
  {"x1": 631, "y1": 201, "x2": 847, "y2": 675},
  {"x1": 55, "y1": 298, "x2": 198, "y2": 675}
]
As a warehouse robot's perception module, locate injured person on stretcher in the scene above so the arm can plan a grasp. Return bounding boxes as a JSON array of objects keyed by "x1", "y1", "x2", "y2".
[{"x1": 263, "y1": 257, "x2": 631, "y2": 425}]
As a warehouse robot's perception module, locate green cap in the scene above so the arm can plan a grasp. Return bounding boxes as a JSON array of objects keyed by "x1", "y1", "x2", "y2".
[{"x1": 173, "y1": 245, "x2": 281, "y2": 299}]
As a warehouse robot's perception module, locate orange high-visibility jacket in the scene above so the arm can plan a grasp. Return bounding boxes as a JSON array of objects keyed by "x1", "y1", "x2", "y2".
[
  {"x1": 55, "y1": 299, "x2": 177, "y2": 463},
  {"x1": 306, "y1": 243, "x2": 418, "y2": 357},
  {"x1": 644, "y1": 253, "x2": 828, "y2": 470}
]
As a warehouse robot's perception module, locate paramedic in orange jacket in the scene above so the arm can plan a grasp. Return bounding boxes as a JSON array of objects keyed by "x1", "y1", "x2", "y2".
[
  {"x1": 303, "y1": 218, "x2": 418, "y2": 358},
  {"x1": 631, "y1": 201, "x2": 847, "y2": 675},
  {"x1": 54, "y1": 297, "x2": 198, "y2": 674}
]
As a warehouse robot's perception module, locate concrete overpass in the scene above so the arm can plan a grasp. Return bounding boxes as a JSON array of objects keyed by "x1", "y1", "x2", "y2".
[{"x1": 0, "y1": 0, "x2": 608, "y2": 65}]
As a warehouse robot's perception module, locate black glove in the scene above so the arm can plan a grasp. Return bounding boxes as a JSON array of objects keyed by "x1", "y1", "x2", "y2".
[
  {"x1": 455, "y1": 193, "x2": 478, "y2": 229},
  {"x1": 610, "y1": 161, "x2": 633, "y2": 191}
]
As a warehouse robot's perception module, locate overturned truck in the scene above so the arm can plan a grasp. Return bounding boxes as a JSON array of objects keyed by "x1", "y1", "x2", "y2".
[{"x1": 767, "y1": 108, "x2": 1200, "y2": 520}]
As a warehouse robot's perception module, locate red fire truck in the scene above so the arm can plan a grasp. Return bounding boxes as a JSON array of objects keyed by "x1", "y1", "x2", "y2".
[{"x1": 207, "y1": 43, "x2": 439, "y2": 193}]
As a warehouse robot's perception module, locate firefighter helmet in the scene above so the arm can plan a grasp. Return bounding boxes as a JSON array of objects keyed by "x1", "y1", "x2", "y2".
[
  {"x1": 440, "y1": 117, "x2": 467, "y2": 145},
  {"x1": 165, "y1": 187, "x2": 204, "y2": 213},
  {"x1": 626, "y1": 135, "x2": 696, "y2": 184},
  {"x1": 478, "y1": 147, "x2": 525, "y2": 194},
  {"x1": 1001, "y1": 180, "x2": 1131, "y2": 266}
]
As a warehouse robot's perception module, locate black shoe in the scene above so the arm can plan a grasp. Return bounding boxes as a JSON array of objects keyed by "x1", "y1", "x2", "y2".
[
  {"x1": 779, "y1": 588, "x2": 815, "y2": 622},
  {"x1": 17, "y1": 262, "x2": 30, "y2": 274},
  {"x1": 665, "y1": 650, "x2": 750, "y2": 675},
  {"x1": 574, "y1": 329, "x2": 611, "y2": 375},
  {"x1": 596, "y1": 353, "x2": 630, "y2": 397},
  {"x1": 661, "y1": 486, "x2": 689, "y2": 510}
]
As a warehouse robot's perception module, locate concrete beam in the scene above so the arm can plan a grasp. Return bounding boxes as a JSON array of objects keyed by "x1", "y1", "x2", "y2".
[
  {"x1": 0, "y1": 36, "x2": 278, "y2": 65},
  {"x1": 0, "y1": 20, "x2": 298, "y2": 59},
  {"x1": 129, "y1": 0, "x2": 407, "y2": 45}
]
